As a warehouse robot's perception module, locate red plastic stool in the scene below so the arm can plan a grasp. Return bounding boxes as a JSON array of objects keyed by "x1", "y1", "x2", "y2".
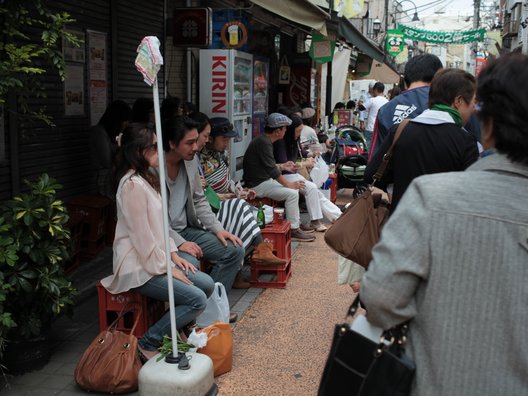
[{"x1": 96, "y1": 282, "x2": 166, "y2": 338}]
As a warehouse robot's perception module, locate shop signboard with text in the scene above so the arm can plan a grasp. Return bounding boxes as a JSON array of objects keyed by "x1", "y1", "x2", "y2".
[{"x1": 199, "y1": 49, "x2": 253, "y2": 181}]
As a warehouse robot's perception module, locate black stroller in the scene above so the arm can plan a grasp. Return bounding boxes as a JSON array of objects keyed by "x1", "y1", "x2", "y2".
[{"x1": 329, "y1": 125, "x2": 369, "y2": 189}]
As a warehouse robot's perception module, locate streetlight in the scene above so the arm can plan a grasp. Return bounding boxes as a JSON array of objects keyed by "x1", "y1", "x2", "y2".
[{"x1": 394, "y1": 0, "x2": 420, "y2": 23}]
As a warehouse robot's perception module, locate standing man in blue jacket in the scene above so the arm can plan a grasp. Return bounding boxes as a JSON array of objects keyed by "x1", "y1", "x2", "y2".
[{"x1": 368, "y1": 54, "x2": 443, "y2": 158}]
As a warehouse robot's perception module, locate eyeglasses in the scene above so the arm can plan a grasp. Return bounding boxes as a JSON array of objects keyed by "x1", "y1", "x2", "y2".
[{"x1": 145, "y1": 143, "x2": 158, "y2": 151}]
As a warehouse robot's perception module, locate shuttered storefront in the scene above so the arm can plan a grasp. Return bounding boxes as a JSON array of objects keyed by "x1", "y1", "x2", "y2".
[{"x1": 1, "y1": 0, "x2": 164, "y2": 201}]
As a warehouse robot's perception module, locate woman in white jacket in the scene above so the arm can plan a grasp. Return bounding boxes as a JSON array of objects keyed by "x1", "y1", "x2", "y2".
[{"x1": 101, "y1": 123, "x2": 214, "y2": 361}]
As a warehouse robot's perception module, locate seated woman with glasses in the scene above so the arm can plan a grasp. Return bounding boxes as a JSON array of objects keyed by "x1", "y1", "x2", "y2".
[
  {"x1": 189, "y1": 113, "x2": 287, "y2": 282},
  {"x1": 101, "y1": 122, "x2": 214, "y2": 361}
]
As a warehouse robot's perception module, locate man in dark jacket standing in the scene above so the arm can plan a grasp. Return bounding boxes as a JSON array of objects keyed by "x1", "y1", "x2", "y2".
[{"x1": 368, "y1": 54, "x2": 443, "y2": 158}]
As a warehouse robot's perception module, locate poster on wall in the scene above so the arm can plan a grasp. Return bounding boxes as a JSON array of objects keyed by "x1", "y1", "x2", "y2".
[
  {"x1": 63, "y1": 29, "x2": 85, "y2": 63},
  {"x1": 64, "y1": 64, "x2": 85, "y2": 116},
  {"x1": 87, "y1": 30, "x2": 107, "y2": 125}
]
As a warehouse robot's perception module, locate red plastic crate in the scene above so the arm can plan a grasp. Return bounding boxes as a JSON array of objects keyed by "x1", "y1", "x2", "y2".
[
  {"x1": 260, "y1": 220, "x2": 291, "y2": 261},
  {"x1": 67, "y1": 194, "x2": 111, "y2": 257},
  {"x1": 250, "y1": 259, "x2": 292, "y2": 289},
  {"x1": 250, "y1": 220, "x2": 292, "y2": 288},
  {"x1": 96, "y1": 282, "x2": 166, "y2": 338}
]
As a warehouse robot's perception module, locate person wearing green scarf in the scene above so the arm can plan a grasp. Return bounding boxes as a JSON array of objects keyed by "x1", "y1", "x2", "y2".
[
  {"x1": 430, "y1": 103, "x2": 464, "y2": 127},
  {"x1": 361, "y1": 68, "x2": 480, "y2": 213}
]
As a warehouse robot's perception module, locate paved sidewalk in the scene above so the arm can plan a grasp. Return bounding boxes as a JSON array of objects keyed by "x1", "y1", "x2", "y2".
[
  {"x1": 0, "y1": 216, "x2": 312, "y2": 396},
  {"x1": 0, "y1": 192, "x2": 349, "y2": 395},
  {"x1": 0, "y1": 246, "x2": 275, "y2": 395}
]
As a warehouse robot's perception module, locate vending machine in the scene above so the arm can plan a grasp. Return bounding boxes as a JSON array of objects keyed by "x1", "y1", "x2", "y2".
[
  {"x1": 199, "y1": 49, "x2": 253, "y2": 181},
  {"x1": 252, "y1": 56, "x2": 269, "y2": 138}
]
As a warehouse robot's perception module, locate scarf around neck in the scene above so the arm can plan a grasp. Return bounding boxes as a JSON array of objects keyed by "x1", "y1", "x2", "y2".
[{"x1": 430, "y1": 104, "x2": 463, "y2": 127}]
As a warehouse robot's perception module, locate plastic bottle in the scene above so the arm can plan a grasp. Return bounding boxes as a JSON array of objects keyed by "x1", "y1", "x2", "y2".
[{"x1": 257, "y1": 201, "x2": 265, "y2": 229}]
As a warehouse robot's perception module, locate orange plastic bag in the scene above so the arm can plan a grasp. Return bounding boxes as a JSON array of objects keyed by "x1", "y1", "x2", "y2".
[{"x1": 197, "y1": 321, "x2": 233, "y2": 376}]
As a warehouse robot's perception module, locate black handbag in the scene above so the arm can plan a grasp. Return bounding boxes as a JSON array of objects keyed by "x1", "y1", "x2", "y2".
[{"x1": 318, "y1": 296, "x2": 415, "y2": 396}]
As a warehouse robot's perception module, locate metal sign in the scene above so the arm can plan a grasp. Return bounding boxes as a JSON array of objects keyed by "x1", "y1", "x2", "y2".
[{"x1": 173, "y1": 8, "x2": 212, "y2": 47}]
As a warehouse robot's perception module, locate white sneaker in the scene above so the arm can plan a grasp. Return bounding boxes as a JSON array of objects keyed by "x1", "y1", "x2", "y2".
[{"x1": 310, "y1": 220, "x2": 328, "y2": 232}]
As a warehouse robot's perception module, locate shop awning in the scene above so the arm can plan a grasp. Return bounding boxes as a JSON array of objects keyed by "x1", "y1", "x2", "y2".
[
  {"x1": 338, "y1": 17, "x2": 385, "y2": 62},
  {"x1": 250, "y1": 0, "x2": 330, "y2": 35},
  {"x1": 356, "y1": 60, "x2": 401, "y2": 83}
]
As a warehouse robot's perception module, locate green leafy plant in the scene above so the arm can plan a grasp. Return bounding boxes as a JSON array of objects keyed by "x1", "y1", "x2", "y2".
[
  {"x1": 157, "y1": 334, "x2": 196, "y2": 362},
  {"x1": 0, "y1": 0, "x2": 81, "y2": 125},
  {"x1": 0, "y1": 174, "x2": 77, "y2": 360}
]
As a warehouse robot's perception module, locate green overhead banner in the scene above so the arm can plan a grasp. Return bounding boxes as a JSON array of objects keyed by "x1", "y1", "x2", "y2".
[
  {"x1": 386, "y1": 30, "x2": 405, "y2": 56},
  {"x1": 399, "y1": 24, "x2": 485, "y2": 44},
  {"x1": 309, "y1": 31, "x2": 336, "y2": 64}
]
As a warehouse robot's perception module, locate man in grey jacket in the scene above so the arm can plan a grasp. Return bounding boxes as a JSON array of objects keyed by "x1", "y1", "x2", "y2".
[{"x1": 161, "y1": 116, "x2": 245, "y2": 296}]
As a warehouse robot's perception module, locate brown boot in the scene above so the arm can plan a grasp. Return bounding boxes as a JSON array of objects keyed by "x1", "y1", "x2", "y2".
[
  {"x1": 232, "y1": 271, "x2": 250, "y2": 289},
  {"x1": 252, "y1": 242, "x2": 287, "y2": 266}
]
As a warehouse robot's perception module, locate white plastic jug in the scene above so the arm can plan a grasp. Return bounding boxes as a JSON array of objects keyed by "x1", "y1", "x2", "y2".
[{"x1": 195, "y1": 282, "x2": 230, "y2": 328}]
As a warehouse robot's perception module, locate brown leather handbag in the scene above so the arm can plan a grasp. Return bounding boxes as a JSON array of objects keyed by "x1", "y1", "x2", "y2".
[
  {"x1": 324, "y1": 119, "x2": 410, "y2": 268},
  {"x1": 74, "y1": 306, "x2": 143, "y2": 394}
]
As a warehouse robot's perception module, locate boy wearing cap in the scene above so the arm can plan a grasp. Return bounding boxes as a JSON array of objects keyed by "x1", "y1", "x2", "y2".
[{"x1": 242, "y1": 113, "x2": 315, "y2": 242}]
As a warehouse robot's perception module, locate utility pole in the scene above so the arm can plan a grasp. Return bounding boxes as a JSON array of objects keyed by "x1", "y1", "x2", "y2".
[
  {"x1": 325, "y1": 0, "x2": 334, "y2": 119},
  {"x1": 473, "y1": 0, "x2": 481, "y2": 31},
  {"x1": 471, "y1": 0, "x2": 481, "y2": 72}
]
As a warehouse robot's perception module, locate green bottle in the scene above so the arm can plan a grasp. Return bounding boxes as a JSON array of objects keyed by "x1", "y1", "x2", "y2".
[{"x1": 257, "y1": 201, "x2": 265, "y2": 229}]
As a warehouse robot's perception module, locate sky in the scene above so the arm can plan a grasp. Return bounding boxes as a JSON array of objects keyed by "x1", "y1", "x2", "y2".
[{"x1": 411, "y1": 0, "x2": 475, "y2": 18}]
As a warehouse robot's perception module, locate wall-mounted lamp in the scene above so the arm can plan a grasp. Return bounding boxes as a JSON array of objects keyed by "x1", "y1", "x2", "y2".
[{"x1": 373, "y1": 18, "x2": 381, "y2": 35}]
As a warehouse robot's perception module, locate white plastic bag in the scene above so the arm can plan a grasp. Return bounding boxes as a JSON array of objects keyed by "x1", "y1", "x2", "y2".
[
  {"x1": 196, "y1": 282, "x2": 230, "y2": 328},
  {"x1": 337, "y1": 255, "x2": 365, "y2": 285},
  {"x1": 310, "y1": 156, "x2": 330, "y2": 188}
]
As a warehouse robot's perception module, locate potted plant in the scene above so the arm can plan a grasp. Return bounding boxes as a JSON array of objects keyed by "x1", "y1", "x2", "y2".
[{"x1": 0, "y1": 174, "x2": 77, "y2": 374}]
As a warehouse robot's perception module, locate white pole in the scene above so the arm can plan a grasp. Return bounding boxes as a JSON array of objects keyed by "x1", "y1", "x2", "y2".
[{"x1": 152, "y1": 79, "x2": 179, "y2": 358}]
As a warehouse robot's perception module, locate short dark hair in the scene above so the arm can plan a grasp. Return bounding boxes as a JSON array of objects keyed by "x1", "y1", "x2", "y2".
[
  {"x1": 428, "y1": 68, "x2": 476, "y2": 108},
  {"x1": 132, "y1": 98, "x2": 154, "y2": 123},
  {"x1": 477, "y1": 53, "x2": 528, "y2": 165},
  {"x1": 346, "y1": 100, "x2": 356, "y2": 110},
  {"x1": 98, "y1": 100, "x2": 132, "y2": 140},
  {"x1": 161, "y1": 116, "x2": 199, "y2": 152},
  {"x1": 404, "y1": 54, "x2": 443, "y2": 87},
  {"x1": 373, "y1": 82, "x2": 385, "y2": 94},
  {"x1": 188, "y1": 111, "x2": 211, "y2": 134},
  {"x1": 160, "y1": 97, "x2": 182, "y2": 121}
]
